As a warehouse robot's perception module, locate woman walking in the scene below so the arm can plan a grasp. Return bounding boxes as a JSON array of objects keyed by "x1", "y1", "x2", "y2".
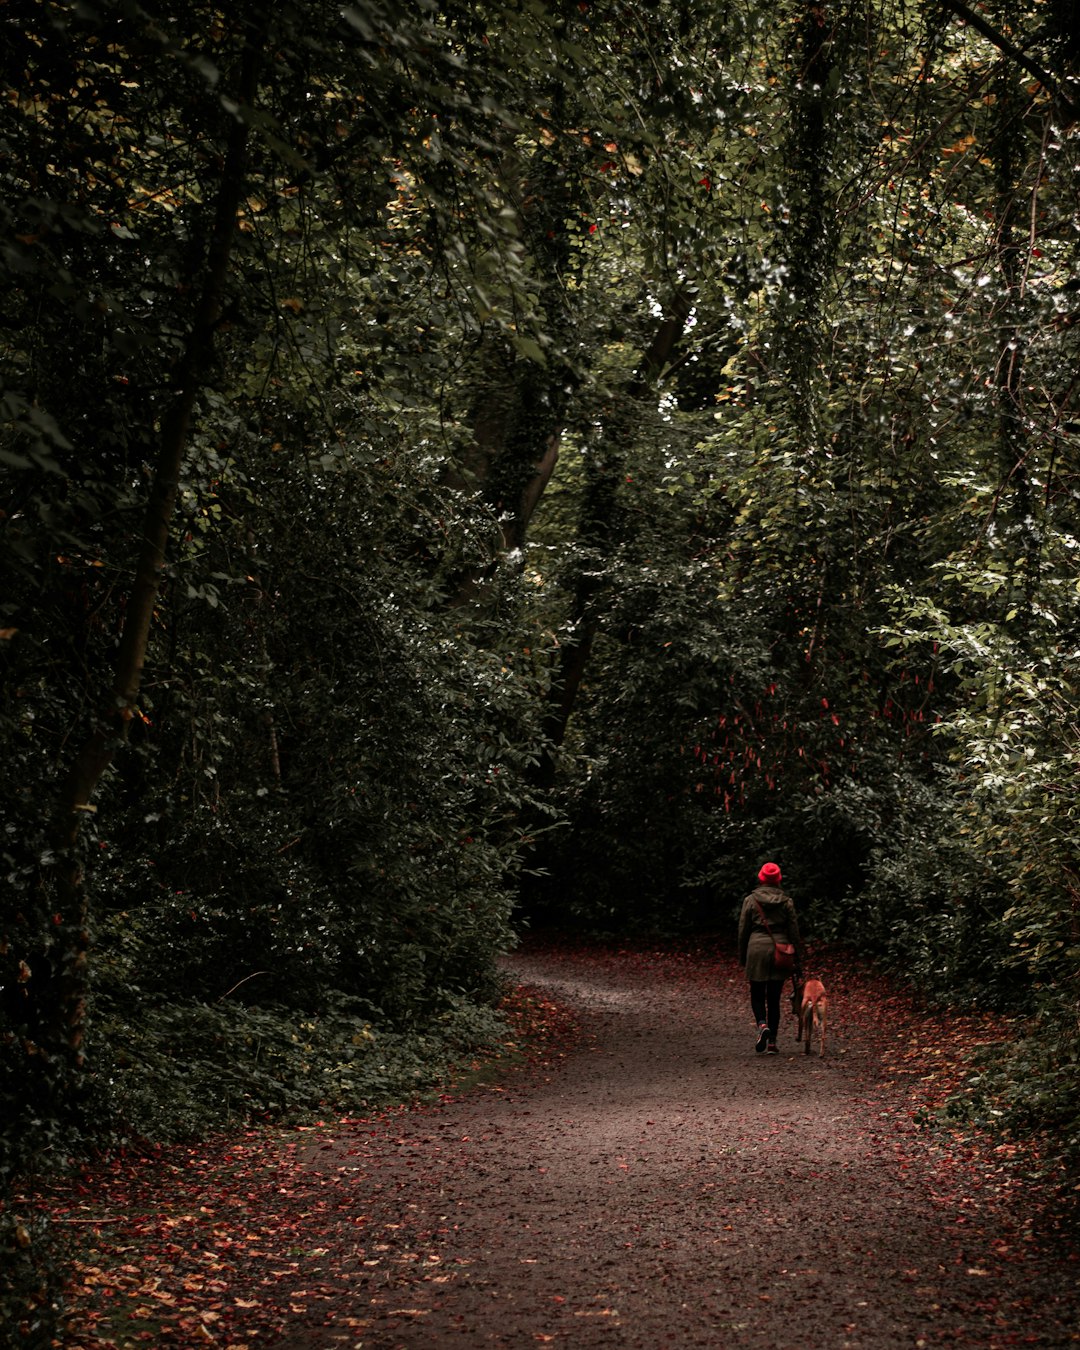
[{"x1": 738, "y1": 862, "x2": 805, "y2": 1053}]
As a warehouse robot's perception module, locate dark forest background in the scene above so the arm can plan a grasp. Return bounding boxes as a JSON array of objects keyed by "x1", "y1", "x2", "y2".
[{"x1": 3, "y1": 0, "x2": 1079, "y2": 1338}]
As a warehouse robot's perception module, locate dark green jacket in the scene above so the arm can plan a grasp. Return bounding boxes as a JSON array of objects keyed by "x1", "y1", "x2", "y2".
[{"x1": 738, "y1": 885, "x2": 804, "y2": 981}]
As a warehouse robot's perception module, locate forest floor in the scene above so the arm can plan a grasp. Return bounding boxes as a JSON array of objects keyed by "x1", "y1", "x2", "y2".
[{"x1": 50, "y1": 938, "x2": 1080, "y2": 1349}]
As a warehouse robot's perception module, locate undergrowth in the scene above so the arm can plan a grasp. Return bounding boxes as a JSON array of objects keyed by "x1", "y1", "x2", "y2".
[
  {"x1": 85, "y1": 987, "x2": 515, "y2": 1148},
  {"x1": 2, "y1": 987, "x2": 519, "y2": 1349},
  {"x1": 946, "y1": 994, "x2": 1080, "y2": 1196}
]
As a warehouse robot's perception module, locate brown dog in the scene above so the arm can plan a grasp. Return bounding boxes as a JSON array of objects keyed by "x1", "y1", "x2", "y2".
[{"x1": 795, "y1": 977, "x2": 827, "y2": 1056}]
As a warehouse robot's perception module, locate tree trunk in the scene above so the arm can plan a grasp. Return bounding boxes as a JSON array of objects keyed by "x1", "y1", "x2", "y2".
[
  {"x1": 40, "y1": 27, "x2": 264, "y2": 1076},
  {"x1": 446, "y1": 7, "x2": 583, "y2": 608},
  {"x1": 990, "y1": 8, "x2": 1038, "y2": 613},
  {"x1": 779, "y1": 0, "x2": 844, "y2": 451},
  {"x1": 533, "y1": 289, "x2": 694, "y2": 788}
]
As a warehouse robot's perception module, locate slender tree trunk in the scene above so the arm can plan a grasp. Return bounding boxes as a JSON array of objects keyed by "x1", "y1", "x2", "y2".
[
  {"x1": 447, "y1": 250, "x2": 575, "y2": 606},
  {"x1": 447, "y1": 2, "x2": 583, "y2": 607},
  {"x1": 990, "y1": 18, "x2": 1038, "y2": 612},
  {"x1": 41, "y1": 28, "x2": 264, "y2": 1073},
  {"x1": 780, "y1": 0, "x2": 844, "y2": 451},
  {"x1": 448, "y1": 347, "x2": 569, "y2": 608},
  {"x1": 772, "y1": 0, "x2": 850, "y2": 682},
  {"x1": 533, "y1": 289, "x2": 694, "y2": 788},
  {"x1": 245, "y1": 528, "x2": 283, "y2": 786}
]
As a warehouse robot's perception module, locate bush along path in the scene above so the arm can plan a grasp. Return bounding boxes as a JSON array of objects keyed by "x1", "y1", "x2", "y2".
[{"x1": 44, "y1": 941, "x2": 1080, "y2": 1348}]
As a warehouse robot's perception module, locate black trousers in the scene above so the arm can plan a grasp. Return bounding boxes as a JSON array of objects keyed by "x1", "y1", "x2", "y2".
[{"x1": 750, "y1": 979, "x2": 783, "y2": 1038}]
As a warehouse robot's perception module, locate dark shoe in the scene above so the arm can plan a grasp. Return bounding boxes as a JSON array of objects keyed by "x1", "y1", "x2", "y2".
[
  {"x1": 755, "y1": 1023, "x2": 769, "y2": 1053},
  {"x1": 766, "y1": 1041, "x2": 779, "y2": 1054}
]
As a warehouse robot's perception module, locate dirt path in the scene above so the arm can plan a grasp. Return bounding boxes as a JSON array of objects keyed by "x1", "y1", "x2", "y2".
[
  {"x1": 59, "y1": 942, "x2": 1079, "y2": 1348},
  {"x1": 275, "y1": 942, "x2": 1077, "y2": 1349}
]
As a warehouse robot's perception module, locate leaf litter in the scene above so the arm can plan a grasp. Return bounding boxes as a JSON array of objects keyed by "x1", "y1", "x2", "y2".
[{"x1": 41, "y1": 939, "x2": 1080, "y2": 1347}]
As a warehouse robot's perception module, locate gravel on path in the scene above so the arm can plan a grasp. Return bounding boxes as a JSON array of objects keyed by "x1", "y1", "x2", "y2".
[{"x1": 270, "y1": 941, "x2": 1080, "y2": 1349}]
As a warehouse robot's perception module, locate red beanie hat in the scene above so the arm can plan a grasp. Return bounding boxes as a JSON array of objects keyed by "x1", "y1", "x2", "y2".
[{"x1": 758, "y1": 862, "x2": 782, "y2": 885}]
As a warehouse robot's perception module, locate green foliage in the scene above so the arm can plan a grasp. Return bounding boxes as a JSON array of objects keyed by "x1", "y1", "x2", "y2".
[
  {"x1": 4, "y1": 0, "x2": 1080, "y2": 1253},
  {"x1": 513, "y1": 2, "x2": 1079, "y2": 1200},
  {"x1": 1, "y1": 0, "x2": 552, "y2": 1194},
  {"x1": 875, "y1": 574, "x2": 1080, "y2": 1139},
  {"x1": 833, "y1": 777, "x2": 1026, "y2": 1009},
  {"x1": 0, "y1": 1206, "x2": 62, "y2": 1350},
  {"x1": 85, "y1": 988, "x2": 512, "y2": 1146},
  {"x1": 956, "y1": 996, "x2": 1080, "y2": 1176}
]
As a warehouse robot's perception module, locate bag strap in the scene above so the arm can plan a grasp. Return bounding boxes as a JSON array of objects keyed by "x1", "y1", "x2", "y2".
[
  {"x1": 753, "y1": 897, "x2": 776, "y2": 939},
  {"x1": 756, "y1": 896, "x2": 799, "y2": 982},
  {"x1": 755, "y1": 898, "x2": 796, "y2": 974}
]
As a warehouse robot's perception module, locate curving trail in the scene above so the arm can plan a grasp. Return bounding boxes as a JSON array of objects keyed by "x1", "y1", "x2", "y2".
[
  {"x1": 276, "y1": 942, "x2": 1079, "y2": 1348},
  {"x1": 60, "y1": 941, "x2": 1079, "y2": 1348}
]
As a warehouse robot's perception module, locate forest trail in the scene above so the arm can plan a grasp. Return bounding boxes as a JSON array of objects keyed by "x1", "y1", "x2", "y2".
[{"x1": 59, "y1": 942, "x2": 1079, "y2": 1348}]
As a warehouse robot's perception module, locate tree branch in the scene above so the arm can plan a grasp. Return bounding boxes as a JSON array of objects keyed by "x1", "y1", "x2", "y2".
[{"x1": 938, "y1": 0, "x2": 1080, "y2": 123}]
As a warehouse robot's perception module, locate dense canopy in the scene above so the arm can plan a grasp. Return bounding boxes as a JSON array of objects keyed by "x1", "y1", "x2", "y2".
[{"x1": 2, "y1": 0, "x2": 1079, "y2": 1337}]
